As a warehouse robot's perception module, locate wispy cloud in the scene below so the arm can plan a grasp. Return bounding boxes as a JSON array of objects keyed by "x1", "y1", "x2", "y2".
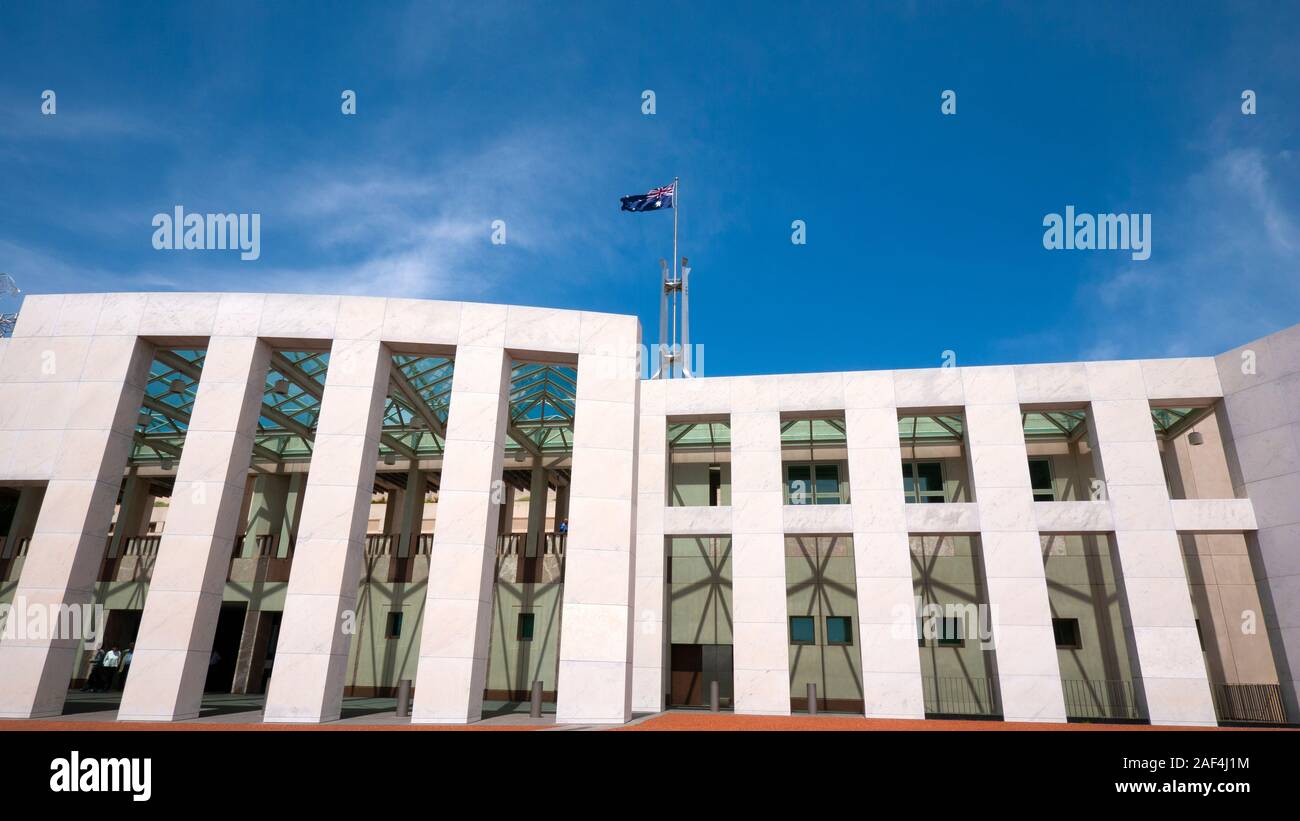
[{"x1": 1076, "y1": 145, "x2": 1300, "y2": 359}]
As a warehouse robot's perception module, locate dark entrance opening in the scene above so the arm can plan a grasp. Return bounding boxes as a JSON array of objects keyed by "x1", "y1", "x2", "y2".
[
  {"x1": 205, "y1": 603, "x2": 246, "y2": 693},
  {"x1": 669, "y1": 643, "x2": 733, "y2": 708}
]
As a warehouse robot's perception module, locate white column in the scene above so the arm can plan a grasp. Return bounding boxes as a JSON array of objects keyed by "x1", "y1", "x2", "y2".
[
  {"x1": 0, "y1": 336, "x2": 153, "y2": 718},
  {"x1": 555, "y1": 344, "x2": 640, "y2": 724},
  {"x1": 631, "y1": 381, "x2": 666, "y2": 713},
  {"x1": 844, "y1": 372, "x2": 926, "y2": 719},
  {"x1": 1216, "y1": 325, "x2": 1300, "y2": 719},
  {"x1": 411, "y1": 345, "x2": 510, "y2": 723},
  {"x1": 524, "y1": 462, "x2": 548, "y2": 556},
  {"x1": 398, "y1": 463, "x2": 424, "y2": 558},
  {"x1": 119, "y1": 336, "x2": 270, "y2": 721},
  {"x1": 729, "y1": 408, "x2": 790, "y2": 715},
  {"x1": 964, "y1": 367, "x2": 1068, "y2": 722},
  {"x1": 1088, "y1": 362, "x2": 1216, "y2": 725},
  {"x1": 263, "y1": 339, "x2": 391, "y2": 723}
]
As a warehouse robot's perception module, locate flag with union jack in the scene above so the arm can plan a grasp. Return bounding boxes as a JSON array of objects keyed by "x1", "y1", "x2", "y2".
[{"x1": 620, "y1": 182, "x2": 675, "y2": 212}]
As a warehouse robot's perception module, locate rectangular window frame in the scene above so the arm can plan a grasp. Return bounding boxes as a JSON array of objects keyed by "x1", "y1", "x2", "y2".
[
  {"x1": 902, "y1": 461, "x2": 947, "y2": 504},
  {"x1": 517, "y1": 612, "x2": 536, "y2": 642},
  {"x1": 789, "y1": 615, "x2": 816, "y2": 645},
  {"x1": 825, "y1": 616, "x2": 852, "y2": 646},
  {"x1": 785, "y1": 462, "x2": 843, "y2": 505},
  {"x1": 1029, "y1": 457, "x2": 1056, "y2": 502}
]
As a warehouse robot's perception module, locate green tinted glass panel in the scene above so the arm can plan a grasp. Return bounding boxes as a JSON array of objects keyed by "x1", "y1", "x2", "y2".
[{"x1": 789, "y1": 616, "x2": 815, "y2": 645}]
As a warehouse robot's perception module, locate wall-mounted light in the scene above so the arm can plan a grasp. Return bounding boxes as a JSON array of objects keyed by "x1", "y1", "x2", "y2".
[{"x1": 1188, "y1": 430, "x2": 1205, "y2": 446}]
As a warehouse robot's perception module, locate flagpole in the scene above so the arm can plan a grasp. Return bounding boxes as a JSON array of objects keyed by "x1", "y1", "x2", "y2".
[{"x1": 672, "y1": 176, "x2": 679, "y2": 376}]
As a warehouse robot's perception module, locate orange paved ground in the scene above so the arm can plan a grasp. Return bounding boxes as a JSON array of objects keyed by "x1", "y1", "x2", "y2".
[{"x1": 618, "y1": 713, "x2": 1293, "y2": 731}]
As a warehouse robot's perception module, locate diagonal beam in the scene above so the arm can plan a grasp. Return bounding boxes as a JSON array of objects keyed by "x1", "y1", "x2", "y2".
[{"x1": 389, "y1": 364, "x2": 447, "y2": 438}]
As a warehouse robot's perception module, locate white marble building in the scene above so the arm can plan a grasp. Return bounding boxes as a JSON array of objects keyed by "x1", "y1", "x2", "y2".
[{"x1": 0, "y1": 292, "x2": 1295, "y2": 727}]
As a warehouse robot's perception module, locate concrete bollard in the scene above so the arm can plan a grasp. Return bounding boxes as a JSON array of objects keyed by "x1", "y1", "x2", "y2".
[
  {"x1": 806, "y1": 682, "x2": 818, "y2": 715},
  {"x1": 710, "y1": 680, "x2": 720, "y2": 712},
  {"x1": 530, "y1": 679, "x2": 544, "y2": 718},
  {"x1": 396, "y1": 679, "x2": 412, "y2": 718}
]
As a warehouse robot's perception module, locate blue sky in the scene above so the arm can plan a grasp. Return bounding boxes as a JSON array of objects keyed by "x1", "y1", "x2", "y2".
[{"x1": 1, "y1": 1, "x2": 1297, "y2": 375}]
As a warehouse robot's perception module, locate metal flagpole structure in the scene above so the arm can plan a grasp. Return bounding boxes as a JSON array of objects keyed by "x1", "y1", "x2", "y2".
[{"x1": 653, "y1": 176, "x2": 691, "y2": 380}]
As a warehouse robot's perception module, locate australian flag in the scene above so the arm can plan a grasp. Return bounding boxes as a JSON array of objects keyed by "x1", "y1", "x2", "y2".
[{"x1": 620, "y1": 182, "x2": 675, "y2": 212}]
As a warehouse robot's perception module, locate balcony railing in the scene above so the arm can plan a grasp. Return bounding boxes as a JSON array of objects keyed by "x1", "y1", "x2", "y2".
[
  {"x1": 921, "y1": 675, "x2": 1000, "y2": 717},
  {"x1": 496, "y1": 532, "x2": 566, "y2": 556},
  {"x1": 1212, "y1": 683, "x2": 1288, "y2": 724},
  {"x1": 1062, "y1": 678, "x2": 1142, "y2": 722}
]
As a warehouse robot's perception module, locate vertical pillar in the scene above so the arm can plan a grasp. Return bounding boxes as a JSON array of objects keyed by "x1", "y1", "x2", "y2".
[
  {"x1": 631, "y1": 380, "x2": 666, "y2": 713},
  {"x1": 1216, "y1": 326, "x2": 1300, "y2": 719},
  {"x1": 243, "y1": 475, "x2": 288, "y2": 556},
  {"x1": 279, "y1": 473, "x2": 305, "y2": 557},
  {"x1": 398, "y1": 463, "x2": 424, "y2": 558},
  {"x1": 497, "y1": 485, "x2": 515, "y2": 536},
  {"x1": 108, "y1": 473, "x2": 151, "y2": 557},
  {"x1": 1088, "y1": 362, "x2": 1216, "y2": 725},
  {"x1": 524, "y1": 463, "x2": 547, "y2": 557},
  {"x1": 231, "y1": 609, "x2": 272, "y2": 694},
  {"x1": 411, "y1": 345, "x2": 510, "y2": 723},
  {"x1": 263, "y1": 340, "x2": 391, "y2": 723},
  {"x1": 0, "y1": 336, "x2": 153, "y2": 719},
  {"x1": 964, "y1": 367, "x2": 1068, "y2": 722},
  {"x1": 554, "y1": 483, "x2": 570, "y2": 526},
  {"x1": 118, "y1": 337, "x2": 271, "y2": 721},
  {"x1": 844, "y1": 373, "x2": 926, "y2": 719},
  {"x1": 4, "y1": 486, "x2": 46, "y2": 555},
  {"x1": 729, "y1": 406, "x2": 790, "y2": 715},
  {"x1": 555, "y1": 341, "x2": 640, "y2": 724}
]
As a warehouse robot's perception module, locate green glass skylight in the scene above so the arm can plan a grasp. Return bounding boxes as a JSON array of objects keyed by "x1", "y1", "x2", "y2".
[
  {"x1": 898, "y1": 415, "x2": 964, "y2": 440},
  {"x1": 668, "y1": 421, "x2": 731, "y2": 448}
]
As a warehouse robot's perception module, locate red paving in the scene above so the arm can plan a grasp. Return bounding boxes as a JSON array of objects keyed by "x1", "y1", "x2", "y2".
[{"x1": 619, "y1": 712, "x2": 1293, "y2": 731}]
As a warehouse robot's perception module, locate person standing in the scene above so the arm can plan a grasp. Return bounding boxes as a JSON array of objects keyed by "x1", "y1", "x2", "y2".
[
  {"x1": 102, "y1": 646, "x2": 121, "y2": 692},
  {"x1": 118, "y1": 645, "x2": 134, "y2": 690},
  {"x1": 81, "y1": 647, "x2": 106, "y2": 692}
]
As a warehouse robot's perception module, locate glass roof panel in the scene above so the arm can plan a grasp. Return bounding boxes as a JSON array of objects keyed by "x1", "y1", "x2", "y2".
[
  {"x1": 897, "y1": 415, "x2": 964, "y2": 440},
  {"x1": 130, "y1": 349, "x2": 206, "y2": 463},
  {"x1": 1021, "y1": 411, "x2": 1086, "y2": 438},
  {"x1": 668, "y1": 421, "x2": 732, "y2": 448}
]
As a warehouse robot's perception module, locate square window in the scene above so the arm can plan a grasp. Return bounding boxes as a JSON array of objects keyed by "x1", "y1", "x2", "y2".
[
  {"x1": 814, "y1": 464, "x2": 840, "y2": 498},
  {"x1": 1053, "y1": 617, "x2": 1081, "y2": 649},
  {"x1": 517, "y1": 612, "x2": 536, "y2": 641},
  {"x1": 384, "y1": 612, "x2": 403, "y2": 639},
  {"x1": 826, "y1": 616, "x2": 852, "y2": 645},
  {"x1": 787, "y1": 465, "x2": 812, "y2": 504},
  {"x1": 917, "y1": 615, "x2": 964, "y2": 646},
  {"x1": 938, "y1": 617, "x2": 963, "y2": 646},
  {"x1": 1029, "y1": 458, "x2": 1055, "y2": 502},
  {"x1": 789, "y1": 616, "x2": 815, "y2": 645}
]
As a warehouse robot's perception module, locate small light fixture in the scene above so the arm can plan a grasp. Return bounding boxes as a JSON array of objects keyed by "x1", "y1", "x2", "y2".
[
  {"x1": 383, "y1": 453, "x2": 397, "y2": 465},
  {"x1": 168, "y1": 378, "x2": 186, "y2": 394},
  {"x1": 160, "y1": 458, "x2": 173, "y2": 470},
  {"x1": 269, "y1": 379, "x2": 290, "y2": 396},
  {"x1": 138, "y1": 412, "x2": 152, "y2": 427},
  {"x1": 1188, "y1": 430, "x2": 1205, "y2": 446}
]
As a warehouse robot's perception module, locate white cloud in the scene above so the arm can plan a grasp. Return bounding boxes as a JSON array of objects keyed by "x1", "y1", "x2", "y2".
[{"x1": 1077, "y1": 146, "x2": 1300, "y2": 359}]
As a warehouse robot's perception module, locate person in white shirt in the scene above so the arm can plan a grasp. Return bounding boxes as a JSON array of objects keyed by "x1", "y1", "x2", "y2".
[{"x1": 102, "y1": 647, "x2": 121, "y2": 692}]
